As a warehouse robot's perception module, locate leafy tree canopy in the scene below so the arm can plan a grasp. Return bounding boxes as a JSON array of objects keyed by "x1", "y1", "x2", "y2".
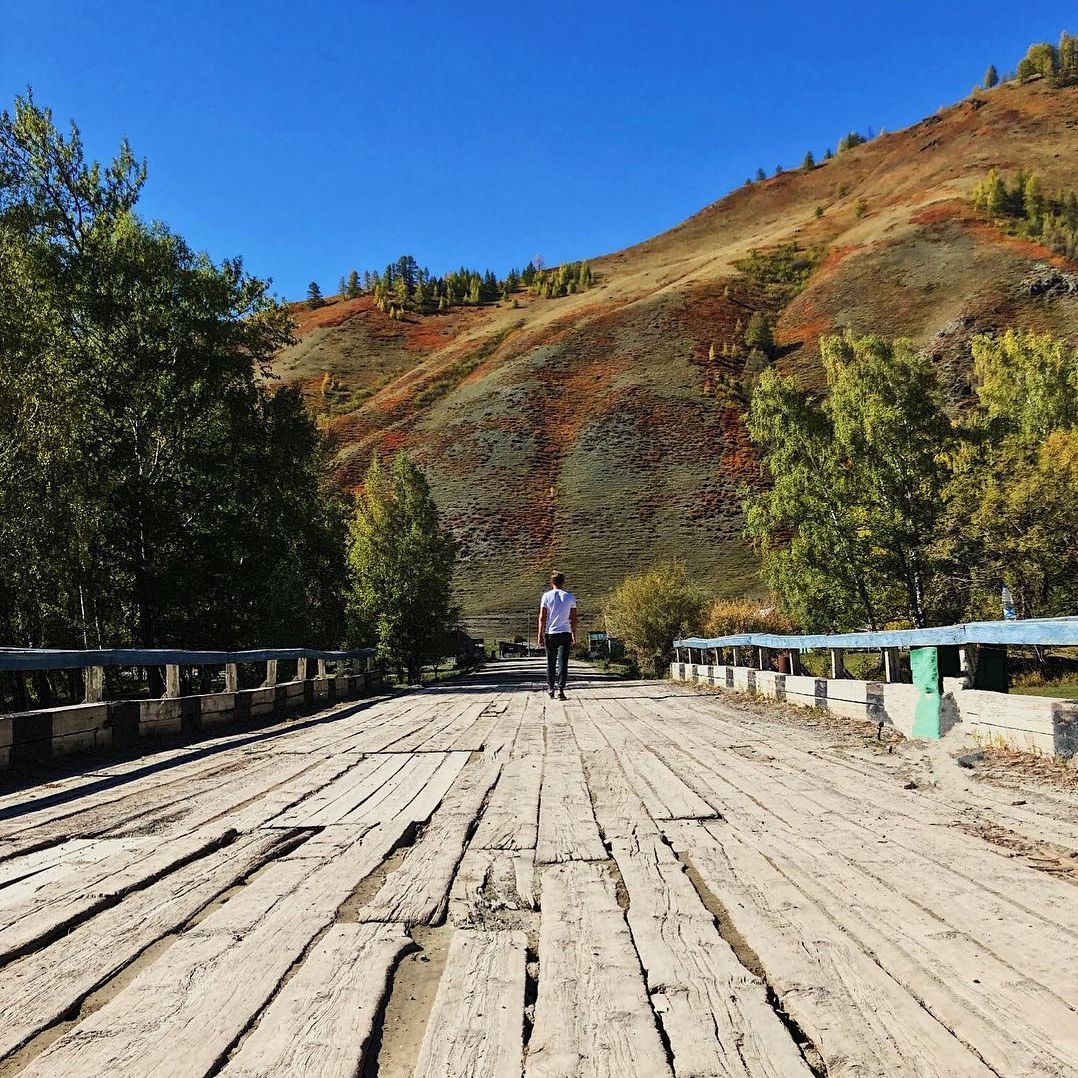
[
  {"x1": 0, "y1": 92, "x2": 346, "y2": 658},
  {"x1": 346, "y1": 454, "x2": 457, "y2": 682},
  {"x1": 745, "y1": 332, "x2": 952, "y2": 631}
]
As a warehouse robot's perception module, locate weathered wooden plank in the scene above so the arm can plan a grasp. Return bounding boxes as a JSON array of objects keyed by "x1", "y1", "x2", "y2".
[
  {"x1": 0, "y1": 755, "x2": 251, "y2": 859},
  {"x1": 535, "y1": 722, "x2": 605, "y2": 864},
  {"x1": 413, "y1": 929, "x2": 526, "y2": 1078},
  {"x1": 397, "y1": 750, "x2": 474, "y2": 824},
  {"x1": 416, "y1": 699, "x2": 501, "y2": 753},
  {"x1": 525, "y1": 860, "x2": 673, "y2": 1078},
  {"x1": 660, "y1": 727, "x2": 1078, "y2": 1002},
  {"x1": 613, "y1": 827, "x2": 811, "y2": 1077},
  {"x1": 736, "y1": 821, "x2": 1078, "y2": 1077},
  {"x1": 16, "y1": 823, "x2": 408, "y2": 1078},
  {"x1": 583, "y1": 745, "x2": 811, "y2": 1077},
  {"x1": 343, "y1": 752, "x2": 458, "y2": 824},
  {"x1": 101, "y1": 754, "x2": 333, "y2": 839},
  {"x1": 449, "y1": 848, "x2": 536, "y2": 928},
  {"x1": 0, "y1": 826, "x2": 236, "y2": 965},
  {"x1": 358, "y1": 755, "x2": 503, "y2": 926},
  {"x1": 269, "y1": 755, "x2": 406, "y2": 827},
  {"x1": 0, "y1": 830, "x2": 292, "y2": 1060},
  {"x1": 510, "y1": 702, "x2": 545, "y2": 757},
  {"x1": 664, "y1": 819, "x2": 1005, "y2": 1078},
  {"x1": 470, "y1": 749, "x2": 542, "y2": 850},
  {"x1": 0, "y1": 838, "x2": 97, "y2": 887},
  {"x1": 589, "y1": 704, "x2": 718, "y2": 820},
  {"x1": 641, "y1": 714, "x2": 1078, "y2": 1078},
  {"x1": 333, "y1": 694, "x2": 451, "y2": 754},
  {"x1": 213, "y1": 755, "x2": 356, "y2": 832},
  {"x1": 380, "y1": 695, "x2": 483, "y2": 753},
  {"x1": 220, "y1": 923, "x2": 411, "y2": 1077}
]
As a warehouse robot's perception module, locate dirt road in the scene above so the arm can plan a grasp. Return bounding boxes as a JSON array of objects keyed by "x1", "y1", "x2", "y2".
[{"x1": 1, "y1": 661, "x2": 1076, "y2": 1077}]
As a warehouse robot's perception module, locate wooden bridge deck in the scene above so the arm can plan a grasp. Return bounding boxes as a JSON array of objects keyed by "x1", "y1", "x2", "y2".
[{"x1": 1, "y1": 660, "x2": 1077, "y2": 1077}]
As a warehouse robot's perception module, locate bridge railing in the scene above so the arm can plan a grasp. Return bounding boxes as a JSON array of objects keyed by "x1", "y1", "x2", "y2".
[
  {"x1": 0, "y1": 645, "x2": 383, "y2": 767},
  {"x1": 671, "y1": 616, "x2": 1078, "y2": 755},
  {"x1": 674, "y1": 616, "x2": 1078, "y2": 681},
  {"x1": 0, "y1": 646, "x2": 376, "y2": 713}
]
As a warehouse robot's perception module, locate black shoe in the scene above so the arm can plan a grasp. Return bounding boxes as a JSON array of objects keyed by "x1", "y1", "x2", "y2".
[
  {"x1": 558, "y1": 690, "x2": 567, "y2": 701},
  {"x1": 548, "y1": 690, "x2": 555, "y2": 698}
]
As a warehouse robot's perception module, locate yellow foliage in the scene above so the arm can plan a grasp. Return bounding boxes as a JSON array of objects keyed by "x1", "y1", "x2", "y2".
[{"x1": 704, "y1": 597, "x2": 796, "y2": 636}]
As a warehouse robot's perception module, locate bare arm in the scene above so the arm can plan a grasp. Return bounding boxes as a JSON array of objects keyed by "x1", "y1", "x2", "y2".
[
  {"x1": 570, "y1": 606, "x2": 578, "y2": 643},
  {"x1": 537, "y1": 604, "x2": 548, "y2": 646}
]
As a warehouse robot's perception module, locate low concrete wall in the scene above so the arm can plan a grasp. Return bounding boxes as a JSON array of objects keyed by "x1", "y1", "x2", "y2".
[
  {"x1": 0, "y1": 672, "x2": 378, "y2": 769},
  {"x1": 672, "y1": 663, "x2": 1077, "y2": 757},
  {"x1": 946, "y1": 682, "x2": 1078, "y2": 757}
]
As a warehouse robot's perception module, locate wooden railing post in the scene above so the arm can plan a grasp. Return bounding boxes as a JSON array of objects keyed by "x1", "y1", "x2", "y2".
[
  {"x1": 317, "y1": 658, "x2": 327, "y2": 679},
  {"x1": 83, "y1": 665, "x2": 105, "y2": 704},
  {"x1": 830, "y1": 648, "x2": 846, "y2": 679},
  {"x1": 883, "y1": 648, "x2": 901, "y2": 683},
  {"x1": 225, "y1": 663, "x2": 239, "y2": 693},
  {"x1": 263, "y1": 659, "x2": 278, "y2": 688},
  {"x1": 164, "y1": 664, "x2": 181, "y2": 699},
  {"x1": 296, "y1": 657, "x2": 308, "y2": 681},
  {"x1": 959, "y1": 644, "x2": 978, "y2": 687}
]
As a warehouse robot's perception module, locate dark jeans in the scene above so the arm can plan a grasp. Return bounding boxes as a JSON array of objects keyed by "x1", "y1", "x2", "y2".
[{"x1": 545, "y1": 632, "x2": 572, "y2": 691}]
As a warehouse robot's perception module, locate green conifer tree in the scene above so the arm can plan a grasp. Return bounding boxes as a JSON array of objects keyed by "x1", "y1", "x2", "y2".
[
  {"x1": 744, "y1": 312, "x2": 775, "y2": 356},
  {"x1": 984, "y1": 63, "x2": 999, "y2": 89},
  {"x1": 1023, "y1": 172, "x2": 1045, "y2": 225}
]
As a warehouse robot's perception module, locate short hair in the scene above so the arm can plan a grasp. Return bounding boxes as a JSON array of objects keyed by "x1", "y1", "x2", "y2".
[{"x1": 551, "y1": 571, "x2": 565, "y2": 588}]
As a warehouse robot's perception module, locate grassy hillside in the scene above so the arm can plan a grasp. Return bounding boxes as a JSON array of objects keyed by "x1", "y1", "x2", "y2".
[{"x1": 273, "y1": 79, "x2": 1078, "y2": 621}]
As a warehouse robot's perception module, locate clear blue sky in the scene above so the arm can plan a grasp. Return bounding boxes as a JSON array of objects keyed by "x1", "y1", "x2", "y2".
[{"x1": 3, "y1": 2, "x2": 1072, "y2": 299}]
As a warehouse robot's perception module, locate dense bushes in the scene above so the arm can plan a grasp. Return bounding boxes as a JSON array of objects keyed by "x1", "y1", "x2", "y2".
[
  {"x1": 733, "y1": 243, "x2": 822, "y2": 301},
  {"x1": 600, "y1": 578, "x2": 798, "y2": 679},
  {"x1": 704, "y1": 599, "x2": 795, "y2": 637},
  {"x1": 602, "y1": 562, "x2": 708, "y2": 678}
]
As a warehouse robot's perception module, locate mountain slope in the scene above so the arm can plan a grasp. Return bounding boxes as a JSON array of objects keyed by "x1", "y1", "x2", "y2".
[{"x1": 273, "y1": 79, "x2": 1078, "y2": 623}]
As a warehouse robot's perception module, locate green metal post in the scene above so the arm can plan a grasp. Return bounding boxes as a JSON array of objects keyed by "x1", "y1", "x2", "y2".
[{"x1": 910, "y1": 646, "x2": 942, "y2": 739}]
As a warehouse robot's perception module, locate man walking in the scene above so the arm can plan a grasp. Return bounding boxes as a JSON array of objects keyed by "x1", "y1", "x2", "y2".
[{"x1": 537, "y1": 571, "x2": 577, "y2": 700}]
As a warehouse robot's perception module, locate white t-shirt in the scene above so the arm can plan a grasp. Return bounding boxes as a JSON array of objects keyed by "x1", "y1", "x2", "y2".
[{"x1": 541, "y1": 588, "x2": 576, "y2": 635}]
